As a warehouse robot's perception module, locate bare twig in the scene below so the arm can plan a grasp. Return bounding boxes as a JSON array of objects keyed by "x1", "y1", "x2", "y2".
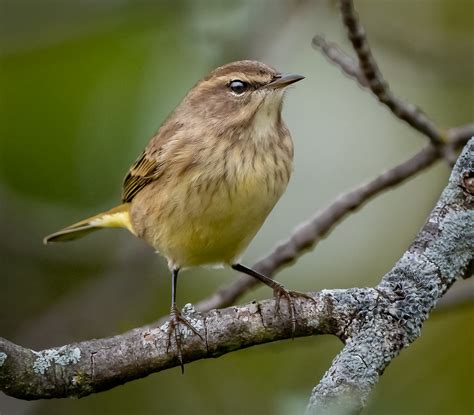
[
  {"x1": 1, "y1": 140, "x2": 472, "y2": 404},
  {"x1": 447, "y1": 123, "x2": 474, "y2": 142},
  {"x1": 339, "y1": 0, "x2": 444, "y2": 146},
  {"x1": 312, "y1": 35, "x2": 368, "y2": 87},
  {"x1": 313, "y1": 32, "x2": 467, "y2": 167}
]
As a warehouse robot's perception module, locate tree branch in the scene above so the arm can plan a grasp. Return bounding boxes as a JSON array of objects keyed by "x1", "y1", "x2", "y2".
[
  {"x1": 312, "y1": 35, "x2": 368, "y2": 87},
  {"x1": 305, "y1": 139, "x2": 473, "y2": 414},
  {"x1": 0, "y1": 289, "x2": 357, "y2": 399},
  {"x1": 1, "y1": 140, "x2": 472, "y2": 404},
  {"x1": 338, "y1": 0, "x2": 444, "y2": 147}
]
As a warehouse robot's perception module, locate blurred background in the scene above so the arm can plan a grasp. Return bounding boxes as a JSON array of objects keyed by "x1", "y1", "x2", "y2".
[{"x1": 1, "y1": 0, "x2": 473, "y2": 414}]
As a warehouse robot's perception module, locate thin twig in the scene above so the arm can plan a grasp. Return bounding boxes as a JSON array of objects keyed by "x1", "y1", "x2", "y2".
[
  {"x1": 339, "y1": 0, "x2": 444, "y2": 146},
  {"x1": 312, "y1": 35, "x2": 368, "y2": 87},
  {"x1": 312, "y1": 32, "x2": 465, "y2": 167},
  {"x1": 312, "y1": 33, "x2": 461, "y2": 166},
  {"x1": 312, "y1": 31, "x2": 464, "y2": 166}
]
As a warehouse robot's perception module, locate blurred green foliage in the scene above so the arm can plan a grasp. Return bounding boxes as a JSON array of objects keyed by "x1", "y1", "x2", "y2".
[{"x1": 1, "y1": 1, "x2": 473, "y2": 414}]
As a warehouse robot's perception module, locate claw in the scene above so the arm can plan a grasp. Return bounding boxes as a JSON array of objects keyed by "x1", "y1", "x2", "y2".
[
  {"x1": 165, "y1": 306, "x2": 203, "y2": 373},
  {"x1": 272, "y1": 285, "x2": 316, "y2": 338},
  {"x1": 230, "y1": 264, "x2": 316, "y2": 338}
]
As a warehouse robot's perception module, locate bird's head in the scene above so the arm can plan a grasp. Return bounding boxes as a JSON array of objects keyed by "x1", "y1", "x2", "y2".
[{"x1": 180, "y1": 60, "x2": 304, "y2": 138}]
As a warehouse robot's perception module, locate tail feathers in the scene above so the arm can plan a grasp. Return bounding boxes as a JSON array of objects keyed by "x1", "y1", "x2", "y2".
[{"x1": 44, "y1": 203, "x2": 134, "y2": 244}]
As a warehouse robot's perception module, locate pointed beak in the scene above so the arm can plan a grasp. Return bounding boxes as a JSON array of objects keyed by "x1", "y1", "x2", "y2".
[{"x1": 264, "y1": 73, "x2": 305, "y2": 89}]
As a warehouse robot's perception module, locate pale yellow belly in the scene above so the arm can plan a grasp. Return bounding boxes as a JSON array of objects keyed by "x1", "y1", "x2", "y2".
[{"x1": 130, "y1": 171, "x2": 288, "y2": 269}]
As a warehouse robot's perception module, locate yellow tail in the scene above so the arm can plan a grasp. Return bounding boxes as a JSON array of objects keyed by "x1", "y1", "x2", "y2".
[{"x1": 43, "y1": 203, "x2": 134, "y2": 244}]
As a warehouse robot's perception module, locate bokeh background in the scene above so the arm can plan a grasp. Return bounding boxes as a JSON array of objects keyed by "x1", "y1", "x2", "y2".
[{"x1": 1, "y1": 0, "x2": 473, "y2": 414}]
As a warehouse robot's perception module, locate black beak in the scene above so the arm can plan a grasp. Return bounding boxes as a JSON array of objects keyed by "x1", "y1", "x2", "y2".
[{"x1": 264, "y1": 73, "x2": 305, "y2": 89}]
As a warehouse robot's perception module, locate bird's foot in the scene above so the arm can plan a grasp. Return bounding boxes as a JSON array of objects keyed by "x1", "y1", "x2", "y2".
[
  {"x1": 272, "y1": 284, "x2": 316, "y2": 337},
  {"x1": 166, "y1": 305, "x2": 203, "y2": 373}
]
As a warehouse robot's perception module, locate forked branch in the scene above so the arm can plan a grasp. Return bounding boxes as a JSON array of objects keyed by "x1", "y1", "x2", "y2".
[
  {"x1": 1, "y1": 1, "x2": 472, "y2": 412},
  {"x1": 1, "y1": 140, "x2": 472, "y2": 404}
]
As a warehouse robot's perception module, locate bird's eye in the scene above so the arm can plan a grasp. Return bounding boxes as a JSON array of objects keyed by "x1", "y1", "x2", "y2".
[{"x1": 229, "y1": 80, "x2": 248, "y2": 95}]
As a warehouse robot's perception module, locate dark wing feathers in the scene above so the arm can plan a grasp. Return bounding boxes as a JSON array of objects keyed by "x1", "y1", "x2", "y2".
[
  {"x1": 122, "y1": 151, "x2": 161, "y2": 203},
  {"x1": 122, "y1": 120, "x2": 184, "y2": 203}
]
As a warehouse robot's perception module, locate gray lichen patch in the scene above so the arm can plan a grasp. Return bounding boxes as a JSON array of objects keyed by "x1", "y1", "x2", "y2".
[
  {"x1": 159, "y1": 321, "x2": 170, "y2": 333},
  {"x1": 0, "y1": 352, "x2": 7, "y2": 367},
  {"x1": 181, "y1": 303, "x2": 205, "y2": 339},
  {"x1": 32, "y1": 346, "x2": 81, "y2": 375},
  {"x1": 426, "y1": 210, "x2": 474, "y2": 281},
  {"x1": 158, "y1": 304, "x2": 204, "y2": 340}
]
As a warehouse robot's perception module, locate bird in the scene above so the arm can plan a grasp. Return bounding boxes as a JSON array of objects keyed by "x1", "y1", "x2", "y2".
[{"x1": 44, "y1": 60, "x2": 309, "y2": 370}]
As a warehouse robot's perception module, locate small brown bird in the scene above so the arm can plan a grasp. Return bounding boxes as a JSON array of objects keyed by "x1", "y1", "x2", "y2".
[{"x1": 45, "y1": 60, "x2": 308, "y2": 369}]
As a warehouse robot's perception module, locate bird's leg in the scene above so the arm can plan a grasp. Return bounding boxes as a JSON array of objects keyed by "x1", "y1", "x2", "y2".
[
  {"x1": 231, "y1": 263, "x2": 315, "y2": 336},
  {"x1": 166, "y1": 268, "x2": 203, "y2": 373}
]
